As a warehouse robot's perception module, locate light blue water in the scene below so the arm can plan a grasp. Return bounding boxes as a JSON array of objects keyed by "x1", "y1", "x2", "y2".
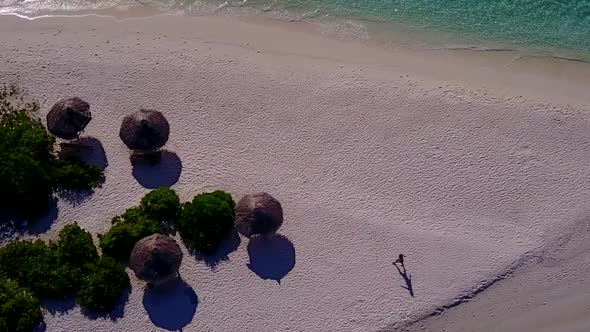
[
  {"x1": 2, "y1": 0, "x2": 590, "y2": 59},
  {"x1": 239, "y1": 0, "x2": 590, "y2": 57}
]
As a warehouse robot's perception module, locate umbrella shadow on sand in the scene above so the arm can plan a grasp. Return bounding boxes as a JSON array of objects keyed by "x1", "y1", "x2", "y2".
[
  {"x1": 73, "y1": 136, "x2": 109, "y2": 171},
  {"x1": 56, "y1": 136, "x2": 108, "y2": 206},
  {"x1": 247, "y1": 234, "x2": 296, "y2": 283},
  {"x1": 143, "y1": 279, "x2": 198, "y2": 331},
  {"x1": 132, "y1": 150, "x2": 182, "y2": 189}
]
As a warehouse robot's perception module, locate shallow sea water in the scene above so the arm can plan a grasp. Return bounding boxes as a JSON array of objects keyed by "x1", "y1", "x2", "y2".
[{"x1": 1, "y1": 0, "x2": 590, "y2": 60}]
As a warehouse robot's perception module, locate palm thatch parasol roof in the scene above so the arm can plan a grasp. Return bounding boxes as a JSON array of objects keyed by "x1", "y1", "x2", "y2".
[
  {"x1": 235, "y1": 192, "x2": 283, "y2": 238},
  {"x1": 129, "y1": 234, "x2": 183, "y2": 286},
  {"x1": 46, "y1": 97, "x2": 91, "y2": 140},
  {"x1": 119, "y1": 109, "x2": 170, "y2": 151}
]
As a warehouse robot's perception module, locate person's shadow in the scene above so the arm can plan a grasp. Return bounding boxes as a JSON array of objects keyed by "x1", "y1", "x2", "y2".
[
  {"x1": 393, "y1": 263, "x2": 415, "y2": 297},
  {"x1": 142, "y1": 278, "x2": 198, "y2": 331}
]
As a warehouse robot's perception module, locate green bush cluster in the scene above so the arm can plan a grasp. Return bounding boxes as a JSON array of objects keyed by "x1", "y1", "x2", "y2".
[
  {"x1": 140, "y1": 187, "x2": 181, "y2": 221},
  {"x1": 99, "y1": 217, "x2": 160, "y2": 261},
  {"x1": 0, "y1": 239, "x2": 75, "y2": 299},
  {"x1": 0, "y1": 224, "x2": 99, "y2": 298},
  {"x1": 111, "y1": 207, "x2": 147, "y2": 225},
  {"x1": 0, "y1": 278, "x2": 43, "y2": 332},
  {"x1": 100, "y1": 188, "x2": 235, "y2": 260},
  {"x1": 78, "y1": 256, "x2": 130, "y2": 313},
  {"x1": 99, "y1": 188, "x2": 180, "y2": 261},
  {"x1": 178, "y1": 190, "x2": 236, "y2": 254},
  {"x1": 0, "y1": 85, "x2": 104, "y2": 220},
  {"x1": 0, "y1": 223, "x2": 130, "y2": 325},
  {"x1": 51, "y1": 158, "x2": 104, "y2": 191}
]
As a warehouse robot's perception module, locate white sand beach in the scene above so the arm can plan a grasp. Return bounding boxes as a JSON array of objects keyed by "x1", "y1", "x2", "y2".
[{"x1": 1, "y1": 13, "x2": 590, "y2": 331}]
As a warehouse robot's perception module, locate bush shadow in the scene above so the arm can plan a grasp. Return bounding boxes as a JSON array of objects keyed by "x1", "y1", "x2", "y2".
[
  {"x1": 142, "y1": 278, "x2": 198, "y2": 331},
  {"x1": 0, "y1": 208, "x2": 19, "y2": 240},
  {"x1": 81, "y1": 287, "x2": 130, "y2": 321},
  {"x1": 0, "y1": 198, "x2": 58, "y2": 236},
  {"x1": 42, "y1": 297, "x2": 76, "y2": 316},
  {"x1": 192, "y1": 229, "x2": 241, "y2": 269},
  {"x1": 56, "y1": 188, "x2": 98, "y2": 207},
  {"x1": 32, "y1": 322, "x2": 46, "y2": 332},
  {"x1": 132, "y1": 150, "x2": 182, "y2": 189},
  {"x1": 247, "y1": 234, "x2": 296, "y2": 283},
  {"x1": 25, "y1": 197, "x2": 59, "y2": 235}
]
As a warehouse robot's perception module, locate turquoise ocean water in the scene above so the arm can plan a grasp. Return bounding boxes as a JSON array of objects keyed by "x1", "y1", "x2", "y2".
[{"x1": 1, "y1": 0, "x2": 590, "y2": 60}]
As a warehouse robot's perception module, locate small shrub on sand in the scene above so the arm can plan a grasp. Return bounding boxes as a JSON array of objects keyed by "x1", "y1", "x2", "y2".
[
  {"x1": 0, "y1": 278, "x2": 43, "y2": 332},
  {"x1": 140, "y1": 187, "x2": 181, "y2": 221},
  {"x1": 78, "y1": 256, "x2": 130, "y2": 313},
  {"x1": 99, "y1": 217, "x2": 161, "y2": 261},
  {"x1": 178, "y1": 191, "x2": 236, "y2": 254}
]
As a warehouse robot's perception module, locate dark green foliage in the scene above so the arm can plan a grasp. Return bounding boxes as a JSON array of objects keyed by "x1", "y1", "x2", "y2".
[
  {"x1": 56, "y1": 224, "x2": 100, "y2": 289},
  {"x1": 0, "y1": 278, "x2": 43, "y2": 332},
  {"x1": 0, "y1": 85, "x2": 104, "y2": 220},
  {"x1": 208, "y1": 190, "x2": 236, "y2": 215},
  {"x1": 78, "y1": 256, "x2": 129, "y2": 313},
  {"x1": 99, "y1": 218, "x2": 160, "y2": 261},
  {"x1": 0, "y1": 224, "x2": 100, "y2": 299},
  {"x1": 57, "y1": 224, "x2": 99, "y2": 266},
  {"x1": 51, "y1": 159, "x2": 104, "y2": 191},
  {"x1": 0, "y1": 112, "x2": 55, "y2": 218},
  {"x1": 0, "y1": 240, "x2": 71, "y2": 298},
  {"x1": 111, "y1": 207, "x2": 146, "y2": 225},
  {"x1": 100, "y1": 188, "x2": 181, "y2": 261},
  {"x1": 178, "y1": 191, "x2": 236, "y2": 254},
  {"x1": 140, "y1": 187, "x2": 180, "y2": 221}
]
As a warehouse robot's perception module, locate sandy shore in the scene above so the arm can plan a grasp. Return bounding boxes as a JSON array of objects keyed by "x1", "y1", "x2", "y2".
[
  {"x1": 1, "y1": 13, "x2": 590, "y2": 332},
  {"x1": 403, "y1": 218, "x2": 590, "y2": 332}
]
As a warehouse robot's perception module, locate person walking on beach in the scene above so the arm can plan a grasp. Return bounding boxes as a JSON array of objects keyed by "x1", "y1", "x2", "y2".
[{"x1": 393, "y1": 254, "x2": 405, "y2": 268}]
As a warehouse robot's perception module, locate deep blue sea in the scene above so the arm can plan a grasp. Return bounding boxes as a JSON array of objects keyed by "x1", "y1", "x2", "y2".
[{"x1": 2, "y1": 0, "x2": 590, "y2": 60}]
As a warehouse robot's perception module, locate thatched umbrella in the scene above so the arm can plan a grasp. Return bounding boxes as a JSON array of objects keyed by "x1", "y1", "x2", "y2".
[
  {"x1": 46, "y1": 97, "x2": 91, "y2": 140},
  {"x1": 119, "y1": 109, "x2": 170, "y2": 151},
  {"x1": 129, "y1": 234, "x2": 183, "y2": 287},
  {"x1": 235, "y1": 192, "x2": 283, "y2": 238}
]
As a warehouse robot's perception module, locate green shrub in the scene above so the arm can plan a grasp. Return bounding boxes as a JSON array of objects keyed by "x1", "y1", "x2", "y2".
[
  {"x1": 0, "y1": 224, "x2": 99, "y2": 299},
  {"x1": 140, "y1": 187, "x2": 180, "y2": 221},
  {"x1": 78, "y1": 256, "x2": 130, "y2": 313},
  {"x1": 57, "y1": 223, "x2": 99, "y2": 266},
  {"x1": 0, "y1": 278, "x2": 43, "y2": 332},
  {"x1": 51, "y1": 159, "x2": 104, "y2": 191},
  {"x1": 56, "y1": 223, "x2": 99, "y2": 289},
  {"x1": 110, "y1": 207, "x2": 146, "y2": 225},
  {"x1": 178, "y1": 191, "x2": 236, "y2": 254},
  {"x1": 0, "y1": 113, "x2": 55, "y2": 218},
  {"x1": 99, "y1": 218, "x2": 160, "y2": 261},
  {"x1": 0, "y1": 239, "x2": 73, "y2": 298},
  {"x1": 0, "y1": 85, "x2": 104, "y2": 220}
]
